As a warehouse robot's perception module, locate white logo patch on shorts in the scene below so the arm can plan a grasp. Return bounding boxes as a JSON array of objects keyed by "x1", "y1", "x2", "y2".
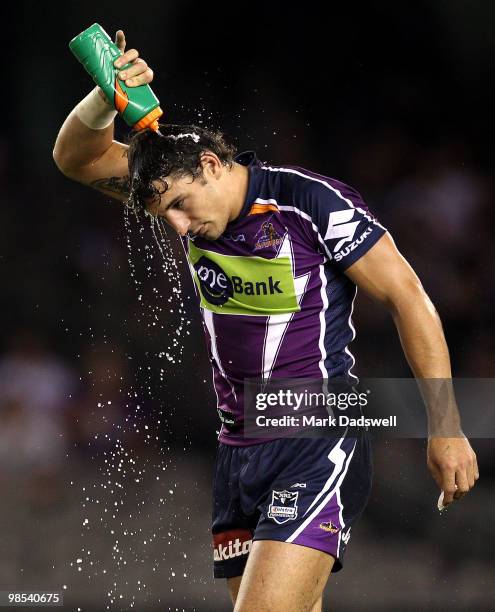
[{"x1": 267, "y1": 490, "x2": 299, "y2": 524}]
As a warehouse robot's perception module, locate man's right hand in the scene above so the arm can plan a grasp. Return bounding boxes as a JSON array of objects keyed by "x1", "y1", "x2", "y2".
[
  {"x1": 112, "y1": 30, "x2": 155, "y2": 89},
  {"x1": 427, "y1": 436, "x2": 479, "y2": 507}
]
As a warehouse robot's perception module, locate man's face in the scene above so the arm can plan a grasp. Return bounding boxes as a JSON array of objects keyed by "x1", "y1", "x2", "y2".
[{"x1": 145, "y1": 154, "x2": 232, "y2": 241}]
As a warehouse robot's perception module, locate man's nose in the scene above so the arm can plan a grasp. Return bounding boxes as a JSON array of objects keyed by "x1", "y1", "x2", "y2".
[{"x1": 166, "y1": 212, "x2": 190, "y2": 236}]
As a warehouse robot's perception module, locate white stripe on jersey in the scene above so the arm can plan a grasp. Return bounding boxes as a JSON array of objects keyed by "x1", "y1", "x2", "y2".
[
  {"x1": 344, "y1": 284, "x2": 358, "y2": 382},
  {"x1": 278, "y1": 204, "x2": 333, "y2": 262},
  {"x1": 261, "y1": 232, "x2": 311, "y2": 380},
  {"x1": 252, "y1": 197, "x2": 279, "y2": 207},
  {"x1": 278, "y1": 204, "x2": 356, "y2": 381},
  {"x1": 262, "y1": 165, "x2": 386, "y2": 230},
  {"x1": 317, "y1": 262, "x2": 329, "y2": 378},
  {"x1": 203, "y1": 309, "x2": 237, "y2": 402}
]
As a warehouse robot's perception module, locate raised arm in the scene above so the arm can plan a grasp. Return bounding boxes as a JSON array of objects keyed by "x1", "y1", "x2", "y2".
[
  {"x1": 345, "y1": 232, "x2": 479, "y2": 507},
  {"x1": 52, "y1": 30, "x2": 154, "y2": 202}
]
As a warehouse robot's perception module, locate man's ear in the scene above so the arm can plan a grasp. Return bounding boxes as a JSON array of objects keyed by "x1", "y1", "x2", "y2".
[{"x1": 199, "y1": 151, "x2": 222, "y2": 180}]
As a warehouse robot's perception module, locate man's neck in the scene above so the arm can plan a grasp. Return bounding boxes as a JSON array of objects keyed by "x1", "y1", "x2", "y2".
[{"x1": 228, "y1": 162, "x2": 250, "y2": 223}]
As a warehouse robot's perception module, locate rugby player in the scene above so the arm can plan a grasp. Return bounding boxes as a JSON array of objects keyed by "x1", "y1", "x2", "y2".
[{"x1": 53, "y1": 30, "x2": 479, "y2": 612}]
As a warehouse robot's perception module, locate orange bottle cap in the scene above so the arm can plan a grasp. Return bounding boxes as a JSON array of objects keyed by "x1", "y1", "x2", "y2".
[{"x1": 134, "y1": 106, "x2": 163, "y2": 132}]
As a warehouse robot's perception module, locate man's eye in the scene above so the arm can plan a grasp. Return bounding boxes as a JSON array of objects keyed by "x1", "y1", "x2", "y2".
[{"x1": 172, "y1": 200, "x2": 184, "y2": 210}]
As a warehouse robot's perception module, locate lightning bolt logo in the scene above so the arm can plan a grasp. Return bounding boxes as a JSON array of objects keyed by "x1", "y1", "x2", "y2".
[{"x1": 114, "y1": 78, "x2": 129, "y2": 114}]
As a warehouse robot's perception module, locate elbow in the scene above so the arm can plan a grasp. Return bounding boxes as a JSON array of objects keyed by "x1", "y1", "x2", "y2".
[
  {"x1": 52, "y1": 151, "x2": 66, "y2": 175},
  {"x1": 52, "y1": 145, "x2": 79, "y2": 180},
  {"x1": 388, "y1": 278, "x2": 437, "y2": 319},
  {"x1": 385, "y1": 276, "x2": 425, "y2": 313},
  {"x1": 52, "y1": 143, "x2": 68, "y2": 175}
]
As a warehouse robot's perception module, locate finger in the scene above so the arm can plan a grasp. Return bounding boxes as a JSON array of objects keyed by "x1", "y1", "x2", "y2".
[
  {"x1": 466, "y1": 460, "x2": 476, "y2": 489},
  {"x1": 467, "y1": 465, "x2": 475, "y2": 489},
  {"x1": 117, "y1": 58, "x2": 148, "y2": 80},
  {"x1": 115, "y1": 30, "x2": 126, "y2": 53},
  {"x1": 123, "y1": 70, "x2": 154, "y2": 87},
  {"x1": 119, "y1": 66, "x2": 154, "y2": 87},
  {"x1": 473, "y1": 453, "x2": 480, "y2": 481},
  {"x1": 114, "y1": 48, "x2": 140, "y2": 70},
  {"x1": 454, "y1": 470, "x2": 469, "y2": 500},
  {"x1": 440, "y1": 470, "x2": 456, "y2": 506}
]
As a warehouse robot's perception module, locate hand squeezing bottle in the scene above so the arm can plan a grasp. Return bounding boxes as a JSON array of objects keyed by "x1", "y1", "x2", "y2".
[{"x1": 69, "y1": 23, "x2": 163, "y2": 132}]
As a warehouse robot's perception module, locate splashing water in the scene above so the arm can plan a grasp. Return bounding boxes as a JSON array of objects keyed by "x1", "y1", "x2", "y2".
[
  {"x1": 124, "y1": 206, "x2": 192, "y2": 368},
  {"x1": 72, "y1": 205, "x2": 195, "y2": 610}
]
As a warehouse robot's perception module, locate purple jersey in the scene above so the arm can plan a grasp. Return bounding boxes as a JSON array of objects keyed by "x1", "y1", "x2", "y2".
[{"x1": 183, "y1": 151, "x2": 386, "y2": 445}]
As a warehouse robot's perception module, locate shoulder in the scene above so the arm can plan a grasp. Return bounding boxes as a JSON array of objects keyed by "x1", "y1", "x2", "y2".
[{"x1": 260, "y1": 162, "x2": 368, "y2": 215}]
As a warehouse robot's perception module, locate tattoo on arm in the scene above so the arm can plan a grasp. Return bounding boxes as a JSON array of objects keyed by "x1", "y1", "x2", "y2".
[{"x1": 91, "y1": 175, "x2": 130, "y2": 197}]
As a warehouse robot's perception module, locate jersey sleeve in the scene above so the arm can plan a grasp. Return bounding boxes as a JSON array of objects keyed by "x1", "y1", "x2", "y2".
[{"x1": 298, "y1": 178, "x2": 387, "y2": 271}]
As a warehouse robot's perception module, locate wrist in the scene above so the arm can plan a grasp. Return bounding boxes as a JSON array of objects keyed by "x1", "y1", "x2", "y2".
[
  {"x1": 74, "y1": 87, "x2": 117, "y2": 130},
  {"x1": 96, "y1": 86, "x2": 113, "y2": 107}
]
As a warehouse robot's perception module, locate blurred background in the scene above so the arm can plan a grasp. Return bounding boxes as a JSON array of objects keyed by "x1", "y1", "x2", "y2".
[{"x1": 1, "y1": 1, "x2": 494, "y2": 610}]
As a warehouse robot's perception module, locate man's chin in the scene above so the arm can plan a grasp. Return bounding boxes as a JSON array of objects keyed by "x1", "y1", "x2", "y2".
[
  {"x1": 204, "y1": 232, "x2": 220, "y2": 241},
  {"x1": 205, "y1": 225, "x2": 226, "y2": 241}
]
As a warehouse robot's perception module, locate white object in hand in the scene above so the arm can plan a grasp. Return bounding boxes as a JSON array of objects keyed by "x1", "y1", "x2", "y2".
[{"x1": 437, "y1": 484, "x2": 458, "y2": 511}]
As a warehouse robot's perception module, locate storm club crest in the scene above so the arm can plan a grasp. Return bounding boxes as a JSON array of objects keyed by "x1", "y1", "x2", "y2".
[
  {"x1": 254, "y1": 218, "x2": 283, "y2": 251},
  {"x1": 319, "y1": 521, "x2": 339, "y2": 534}
]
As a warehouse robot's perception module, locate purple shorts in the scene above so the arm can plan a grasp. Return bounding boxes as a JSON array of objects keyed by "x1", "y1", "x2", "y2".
[{"x1": 212, "y1": 430, "x2": 372, "y2": 578}]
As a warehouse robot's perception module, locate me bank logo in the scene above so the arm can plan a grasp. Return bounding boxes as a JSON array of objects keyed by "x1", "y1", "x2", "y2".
[{"x1": 188, "y1": 242, "x2": 299, "y2": 316}]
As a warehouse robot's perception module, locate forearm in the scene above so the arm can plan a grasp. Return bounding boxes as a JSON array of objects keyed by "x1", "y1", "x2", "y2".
[
  {"x1": 53, "y1": 88, "x2": 117, "y2": 176},
  {"x1": 390, "y1": 285, "x2": 462, "y2": 434}
]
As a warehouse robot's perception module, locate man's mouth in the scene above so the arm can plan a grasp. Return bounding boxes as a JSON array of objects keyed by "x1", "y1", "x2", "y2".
[{"x1": 187, "y1": 224, "x2": 209, "y2": 239}]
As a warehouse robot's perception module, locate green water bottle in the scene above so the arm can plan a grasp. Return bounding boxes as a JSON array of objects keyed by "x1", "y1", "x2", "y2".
[{"x1": 69, "y1": 23, "x2": 163, "y2": 132}]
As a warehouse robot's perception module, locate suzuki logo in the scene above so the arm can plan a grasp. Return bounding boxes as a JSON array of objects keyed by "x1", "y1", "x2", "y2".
[{"x1": 324, "y1": 209, "x2": 360, "y2": 252}]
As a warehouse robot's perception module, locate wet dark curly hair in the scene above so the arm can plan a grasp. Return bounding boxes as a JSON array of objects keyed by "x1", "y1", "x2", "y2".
[{"x1": 126, "y1": 124, "x2": 237, "y2": 211}]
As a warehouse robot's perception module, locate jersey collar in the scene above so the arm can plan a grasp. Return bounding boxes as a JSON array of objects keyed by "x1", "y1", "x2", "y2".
[
  {"x1": 228, "y1": 151, "x2": 263, "y2": 225},
  {"x1": 235, "y1": 150, "x2": 262, "y2": 168}
]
